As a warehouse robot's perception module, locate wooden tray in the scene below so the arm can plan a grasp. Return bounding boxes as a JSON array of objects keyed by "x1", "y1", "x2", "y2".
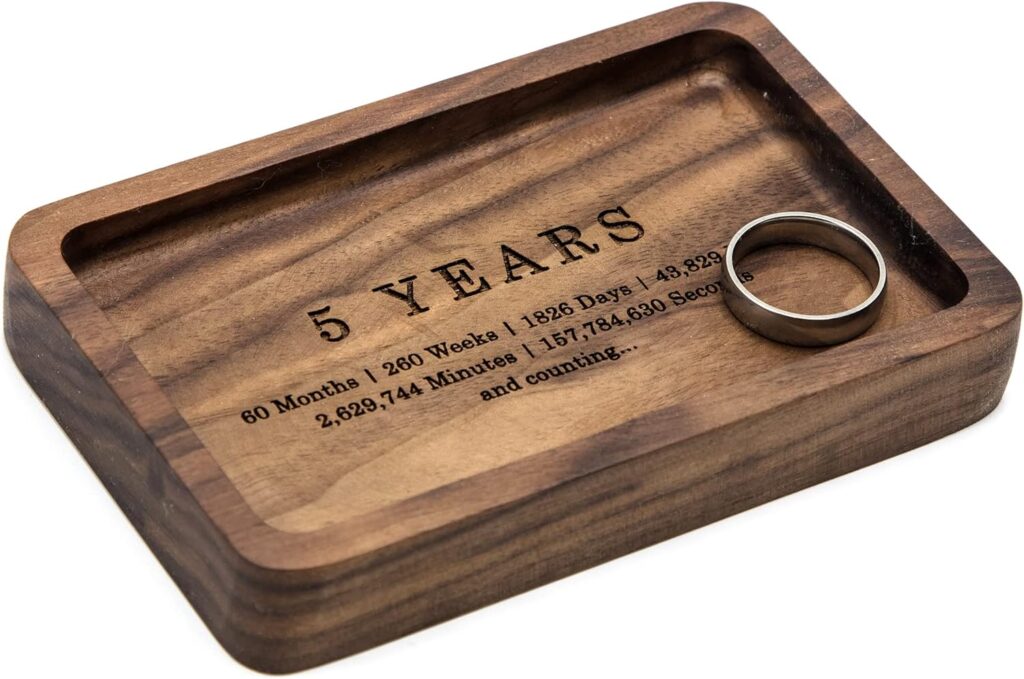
[{"x1": 5, "y1": 3, "x2": 1020, "y2": 673}]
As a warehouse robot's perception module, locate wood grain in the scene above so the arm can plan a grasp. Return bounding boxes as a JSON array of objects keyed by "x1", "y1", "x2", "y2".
[{"x1": 5, "y1": 3, "x2": 1020, "y2": 673}]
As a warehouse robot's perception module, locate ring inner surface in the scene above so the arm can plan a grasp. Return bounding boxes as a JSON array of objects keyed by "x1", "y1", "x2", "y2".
[{"x1": 733, "y1": 219, "x2": 881, "y2": 299}]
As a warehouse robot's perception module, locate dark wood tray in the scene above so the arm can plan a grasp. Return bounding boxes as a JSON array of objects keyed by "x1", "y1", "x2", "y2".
[{"x1": 5, "y1": 2, "x2": 1019, "y2": 673}]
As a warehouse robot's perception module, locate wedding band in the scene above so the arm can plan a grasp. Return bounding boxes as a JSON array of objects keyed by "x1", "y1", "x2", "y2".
[{"x1": 721, "y1": 211, "x2": 887, "y2": 346}]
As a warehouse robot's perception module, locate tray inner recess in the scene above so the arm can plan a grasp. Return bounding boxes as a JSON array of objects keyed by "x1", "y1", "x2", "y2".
[{"x1": 63, "y1": 33, "x2": 965, "y2": 534}]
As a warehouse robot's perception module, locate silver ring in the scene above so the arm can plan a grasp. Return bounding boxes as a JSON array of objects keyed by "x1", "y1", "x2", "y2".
[{"x1": 721, "y1": 211, "x2": 887, "y2": 347}]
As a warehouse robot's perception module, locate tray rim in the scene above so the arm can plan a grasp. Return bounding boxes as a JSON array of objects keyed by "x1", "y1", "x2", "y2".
[{"x1": 6, "y1": 1, "x2": 1021, "y2": 574}]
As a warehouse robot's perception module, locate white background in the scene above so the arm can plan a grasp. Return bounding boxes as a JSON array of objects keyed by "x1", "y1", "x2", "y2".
[{"x1": 2, "y1": 1, "x2": 1021, "y2": 677}]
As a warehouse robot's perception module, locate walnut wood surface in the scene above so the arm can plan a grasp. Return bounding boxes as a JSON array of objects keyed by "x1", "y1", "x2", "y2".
[{"x1": 5, "y1": 3, "x2": 1020, "y2": 673}]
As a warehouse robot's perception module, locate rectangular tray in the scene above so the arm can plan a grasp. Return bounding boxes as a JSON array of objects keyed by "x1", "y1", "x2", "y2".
[{"x1": 5, "y1": 3, "x2": 1020, "y2": 673}]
